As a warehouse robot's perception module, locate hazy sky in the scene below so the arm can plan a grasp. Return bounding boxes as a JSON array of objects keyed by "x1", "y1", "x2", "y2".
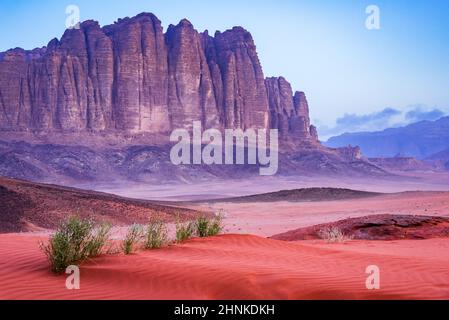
[{"x1": 1, "y1": 0, "x2": 448, "y2": 137}]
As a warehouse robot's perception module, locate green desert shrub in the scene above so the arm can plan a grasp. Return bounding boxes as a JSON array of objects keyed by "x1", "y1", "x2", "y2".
[
  {"x1": 40, "y1": 217, "x2": 110, "y2": 273},
  {"x1": 206, "y1": 213, "x2": 224, "y2": 237},
  {"x1": 195, "y1": 216, "x2": 210, "y2": 238},
  {"x1": 318, "y1": 226, "x2": 353, "y2": 243},
  {"x1": 195, "y1": 214, "x2": 223, "y2": 238},
  {"x1": 85, "y1": 222, "x2": 112, "y2": 257},
  {"x1": 175, "y1": 219, "x2": 195, "y2": 243},
  {"x1": 122, "y1": 224, "x2": 144, "y2": 255},
  {"x1": 144, "y1": 218, "x2": 168, "y2": 249}
]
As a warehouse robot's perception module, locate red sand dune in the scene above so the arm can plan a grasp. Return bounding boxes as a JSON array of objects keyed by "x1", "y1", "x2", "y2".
[{"x1": 1, "y1": 234, "x2": 448, "y2": 300}]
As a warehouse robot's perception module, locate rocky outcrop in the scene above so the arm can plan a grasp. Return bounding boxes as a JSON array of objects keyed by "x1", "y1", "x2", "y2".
[
  {"x1": 265, "y1": 77, "x2": 294, "y2": 136},
  {"x1": 309, "y1": 125, "x2": 319, "y2": 141},
  {"x1": 265, "y1": 77, "x2": 317, "y2": 142},
  {"x1": 271, "y1": 214, "x2": 449, "y2": 241},
  {"x1": 335, "y1": 146, "x2": 363, "y2": 161},
  {"x1": 0, "y1": 12, "x2": 316, "y2": 143}
]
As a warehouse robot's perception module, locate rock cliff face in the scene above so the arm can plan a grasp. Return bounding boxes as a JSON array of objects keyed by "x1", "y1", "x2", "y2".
[
  {"x1": 265, "y1": 77, "x2": 315, "y2": 140},
  {"x1": 0, "y1": 12, "x2": 317, "y2": 144}
]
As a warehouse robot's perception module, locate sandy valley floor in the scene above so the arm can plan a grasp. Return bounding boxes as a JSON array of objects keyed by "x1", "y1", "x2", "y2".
[
  {"x1": 1, "y1": 233, "x2": 448, "y2": 300},
  {"x1": 1, "y1": 189, "x2": 449, "y2": 300}
]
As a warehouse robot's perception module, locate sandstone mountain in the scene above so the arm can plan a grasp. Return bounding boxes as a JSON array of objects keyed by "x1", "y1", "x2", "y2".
[
  {"x1": 0, "y1": 13, "x2": 317, "y2": 143},
  {"x1": 0, "y1": 12, "x2": 388, "y2": 183}
]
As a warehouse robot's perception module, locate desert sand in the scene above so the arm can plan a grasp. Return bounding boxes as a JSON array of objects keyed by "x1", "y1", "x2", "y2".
[
  {"x1": 1, "y1": 182, "x2": 449, "y2": 300},
  {"x1": 1, "y1": 233, "x2": 448, "y2": 300},
  {"x1": 200, "y1": 191, "x2": 449, "y2": 236}
]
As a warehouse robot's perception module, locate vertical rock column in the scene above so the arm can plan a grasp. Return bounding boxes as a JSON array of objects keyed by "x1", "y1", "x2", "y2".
[
  {"x1": 166, "y1": 19, "x2": 220, "y2": 130},
  {"x1": 212, "y1": 27, "x2": 269, "y2": 130},
  {"x1": 104, "y1": 13, "x2": 171, "y2": 132},
  {"x1": 291, "y1": 91, "x2": 311, "y2": 137},
  {"x1": 265, "y1": 76, "x2": 295, "y2": 136}
]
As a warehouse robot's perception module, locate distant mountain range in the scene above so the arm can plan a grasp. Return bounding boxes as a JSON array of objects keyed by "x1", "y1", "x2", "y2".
[
  {"x1": 325, "y1": 117, "x2": 449, "y2": 160},
  {"x1": 426, "y1": 148, "x2": 449, "y2": 161}
]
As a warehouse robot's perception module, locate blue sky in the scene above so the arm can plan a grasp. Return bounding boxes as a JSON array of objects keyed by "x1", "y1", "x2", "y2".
[{"x1": 1, "y1": 0, "x2": 448, "y2": 137}]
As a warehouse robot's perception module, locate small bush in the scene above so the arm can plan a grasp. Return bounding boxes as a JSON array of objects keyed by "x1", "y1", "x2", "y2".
[
  {"x1": 86, "y1": 222, "x2": 112, "y2": 257},
  {"x1": 144, "y1": 219, "x2": 168, "y2": 249},
  {"x1": 122, "y1": 224, "x2": 144, "y2": 255},
  {"x1": 207, "y1": 213, "x2": 224, "y2": 237},
  {"x1": 195, "y1": 216, "x2": 210, "y2": 238},
  {"x1": 195, "y1": 214, "x2": 223, "y2": 238},
  {"x1": 175, "y1": 220, "x2": 195, "y2": 243},
  {"x1": 318, "y1": 227, "x2": 353, "y2": 243},
  {"x1": 40, "y1": 217, "x2": 110, "y2": 273}
]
